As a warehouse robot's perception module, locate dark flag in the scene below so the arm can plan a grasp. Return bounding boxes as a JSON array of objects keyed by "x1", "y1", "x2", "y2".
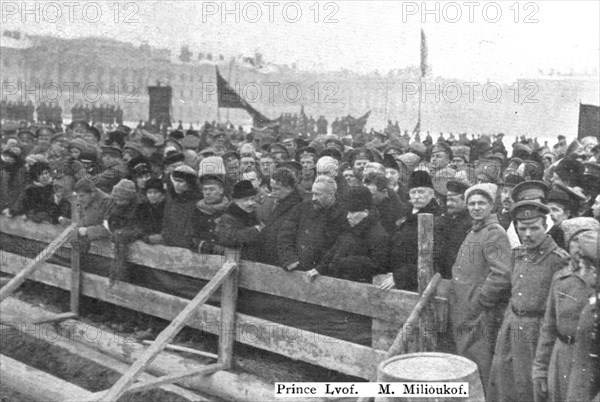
[
  {"x1": 216, "y1": 67, "x2": 272, "y2": 127},
  {"x1": 412, "y1": 119, "x2": 421, "y2": 135},
  {"x1": 578, "y1": 103, "x2": 600, "y2": 140},
  {"x1": 420, "y1": 29, "x2": 428, "y2": 77}
]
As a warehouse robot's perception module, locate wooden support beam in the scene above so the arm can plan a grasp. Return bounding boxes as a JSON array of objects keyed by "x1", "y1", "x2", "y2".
[
  {"x1": 417, "y1": 213, "x2": 436, "y2": 351},
  {"x1": 357, "y1": 273, "x2": 442, "y2": 402},
  {"x1": 0, "y1": 354, "x2": 93, "y2": 402},
  {"x1": 70, "y1": 198, "x2": 81, "y2": 315},
  {"x1": 127, "y1": 363, "x2": 225, "y2": 394},
  {"x1": 0, "y1": 297, "x2": 282, "y2": 402},
  {"x1": 0, "y1": 322, "x2": 210, "y2": 401},
  {"x1": 98, "y1": 261, "x2": 237, "y2": 402},
  {"x1": 141, "y1": 341, "x2": 218, "y2": 360},
  {"x1": 0, "y1": 222, "x2": 76, "y2": 302},
  {"x1": 0, "y1": 253, "x2": 387, "y2": 379},
  {"x1": 387, "y1": 273, "x2": 441, "y2": 358},
  {"x1": 218, "y1": 259, "x2": 239, "y2": 369},
  {"x1": 34, "y1": 311, "x2": 77, "y2": 325}
]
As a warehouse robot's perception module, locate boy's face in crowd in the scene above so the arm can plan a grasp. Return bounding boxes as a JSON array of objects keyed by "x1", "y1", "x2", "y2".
[
  {"x1": 385, "y1": 168, "x2": 400, "y2": 186},
  {"x1": 76, "y1": 191, "x2": 93, "y2": 207},
  {"x1": 70, "y1": 148, "x2": 81, "y2": 159},
  {"x1": 236, "y1": 195, "x2": 256, "y2": 213},
  {"x1": 136, "y1": 174, "x2": 151, "y2": 189},
  {"x1": 172, "y1": 177, "x2": 189, "y2": 194},
  {"x1": 146, "y1": 189, "x2": 164, "y2": 205},
  {"x1": 202, "y1": 183, "x2": 224, "y2": 204},
  {"x1": 37, "y1": 170, "x2": 53, "y2": 186}
]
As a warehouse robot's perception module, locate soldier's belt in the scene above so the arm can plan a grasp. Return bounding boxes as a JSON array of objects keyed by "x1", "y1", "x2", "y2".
[{"x1": 511, "y1": 304, "x2": 545, "y2": 318}]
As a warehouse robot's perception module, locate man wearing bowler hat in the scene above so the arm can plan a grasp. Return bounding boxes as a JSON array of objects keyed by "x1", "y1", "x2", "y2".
[
  {"x1": 216, "y1": 180, "x2": 264, "y2": 261},
  {"x1": 488, "y1": 201, "x2": 569, "y2": 402}
]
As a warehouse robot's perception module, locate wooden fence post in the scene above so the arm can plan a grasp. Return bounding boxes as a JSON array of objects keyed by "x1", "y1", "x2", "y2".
[
  {"x1": 70, "y1": 196, "x2": 81, "y2": 315},
  {"x1": 218, "y1": 250, "x2": 239, "y2": 369},
  {"x1": 417, "y1": 213, "x2": 436, "y2": 351}
]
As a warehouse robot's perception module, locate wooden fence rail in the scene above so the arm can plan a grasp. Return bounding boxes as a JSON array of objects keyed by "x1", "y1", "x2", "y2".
[{"x1": 0, "y1": 215, "x2": 450, "y2": 381}]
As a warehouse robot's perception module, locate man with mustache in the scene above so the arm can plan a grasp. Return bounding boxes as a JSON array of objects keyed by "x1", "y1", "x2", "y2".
[
  {"x1": 488, "y1": 201, "x2": 569, "y2": 402},
  {"x1": 277, "y1": 175, "x2": 347, "y2": 272}
]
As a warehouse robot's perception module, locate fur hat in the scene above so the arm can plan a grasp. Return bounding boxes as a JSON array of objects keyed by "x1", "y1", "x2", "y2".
[
  {"x1": 164, "y1": 151, "x2": 185, "y2": 166},
  {"x1": 561, "y1": 217, "x2": 600, "y2": 245},
  {"x1": 123, "y1": 142, "x2": 144, "y2": 157},
  {"x1": 346, "y1": 185, "x2": 374, "y2": 212},
  {"x1": 446, "y1": 179, "x2": 470, "y2": 195},
  {"x1": 408, "y1": 171, "x2": 433, "y2": 190},
  {"x1": 171, "y1": 165, "x2": 197, "y2": 182},
  {"x1": 111, "y1": 179, "x2": 136, "y2": 202},
  {"x1": 555, "y1": 158, "x2": 583, "y2": 186},
  {"x1": 232, "y1": 180, "x2": 258, "y2": 199},
  {"x1": 451, "y1": 145, "x2": 470, "y2": 162},
  {"x1": 465, "y1": 183, "x2": 498, "y2": 203},
  {"x1": 198, "y1": 156, "x2": 226, "y2": 178},
  {"x1": 397, "y1": 152, "x2": 421, "y2": 172},
  {"x1": 144, "y1": 178, "x2": 165, "y2": 193}
]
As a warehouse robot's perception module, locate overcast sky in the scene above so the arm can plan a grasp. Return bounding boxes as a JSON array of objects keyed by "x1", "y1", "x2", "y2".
[{"x1": 3, "y1": 1, "x2": 599, "y2": 81}]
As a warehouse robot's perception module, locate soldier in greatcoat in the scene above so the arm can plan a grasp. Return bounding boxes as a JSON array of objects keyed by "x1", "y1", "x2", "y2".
[
  {"x1": 449, "y1": 183, "x2": 512, "y2": 396},
  {"x1": 566, "y1": 229, "x2": 599, "y2": 402},
  {"x1": 533, "y1": 217, "x2": 600, "y2": 402},
  {"x1": 488, "y1": 201, "x2": 570, "y2": 402}
]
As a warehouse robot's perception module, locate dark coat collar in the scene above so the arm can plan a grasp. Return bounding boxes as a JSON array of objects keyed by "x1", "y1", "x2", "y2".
[{"x1": 227, "y1": 202, "x2": 259, "y2": 226}]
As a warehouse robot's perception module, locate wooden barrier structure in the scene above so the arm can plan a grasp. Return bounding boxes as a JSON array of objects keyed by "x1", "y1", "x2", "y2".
[{"x1": 0, "y1": 213, "x2": 450, "y2": 400}]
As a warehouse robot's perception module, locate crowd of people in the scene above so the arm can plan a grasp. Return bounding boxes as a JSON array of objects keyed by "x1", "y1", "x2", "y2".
[{"x1": 1, "y1": 115, "x2": 599, "y2": 401}]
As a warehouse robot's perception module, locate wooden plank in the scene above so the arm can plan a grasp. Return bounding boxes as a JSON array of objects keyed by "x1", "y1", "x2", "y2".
[
  {"x1": 34, "y1": 312, "x2": 77, "y2": 324},
  {"x1": 0, "y1": 354, "x2": 93, "y2": 402},
  {"x1": 357, "y1": 274, "x2": 443, "y2": 402},
  {"x1": 0, "y1": 252, "x2": 387, "y2": 379},
  {"x1": 98, "y1": 261, "x2": 237, "y2": 402},
  {"x1": 1, "y1": 297, "x2": 321, "y2": 402},
  {"x1": 387, "y1": 274, "x2": 442, "y2": 357},
  {"x1": 70, "y1": 198, "x2": 81, "y2": 315},
  {"x1": 142, "y1": 340, "x2": 218, "y2": 360},
  {"x1": 0, "y1": 216, "x2": 434, "y2": 322},
  {"x1": 0, "y1": 222, "x2": 76, "y2": 302},
  {"x1": 126, "y1": 363, "x2": 225, "y2": 394},
  {"x1": 417, "y1": 214, "x2": 436, "y2": 351},
  {"x1": 0, "y1": 323, "x2": 210, "y2": 401},
  {"x1": 218, "y1": 263, "x2": 238, "y2": 369}
]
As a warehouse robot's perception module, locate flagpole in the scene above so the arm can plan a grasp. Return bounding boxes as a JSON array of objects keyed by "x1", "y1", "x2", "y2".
[
  {"x1": 226, "y1": 57, "x2": 235, "y2": 122},
  {"x1": 417, "y1": 73, "x2": 422, "y2": 135}
]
